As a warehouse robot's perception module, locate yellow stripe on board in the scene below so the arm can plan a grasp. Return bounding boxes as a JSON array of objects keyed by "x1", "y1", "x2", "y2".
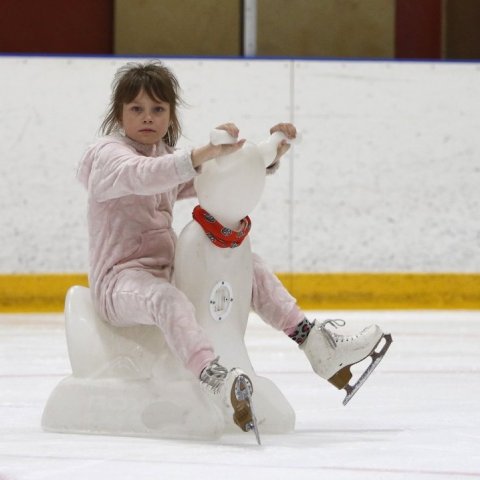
[
  {"x1": 0, "y1": 273, "x2": 479, "y2": 313},
  {"x1": 0, "y1": 274, "x2": 89, "y2": 313},
  {"x1": 277, "y1": 273, "x2": 480, "y2": 310}
]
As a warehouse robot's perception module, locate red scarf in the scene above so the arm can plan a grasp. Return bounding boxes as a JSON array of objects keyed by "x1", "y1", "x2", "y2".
[{"x1": 192, "y1": 205, "x2": 251, "y2": 249}]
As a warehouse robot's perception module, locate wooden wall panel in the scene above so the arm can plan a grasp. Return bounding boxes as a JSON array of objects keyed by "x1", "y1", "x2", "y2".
[
  {"x1": 4, "y1": 1, "x2": 479, "y2": 60},
  {"x1": 257, "y1": 0, "x2": 395, "y2": 58},
  {"x1": 114, "y1": 0, "x2": 241, "y2": 56}
]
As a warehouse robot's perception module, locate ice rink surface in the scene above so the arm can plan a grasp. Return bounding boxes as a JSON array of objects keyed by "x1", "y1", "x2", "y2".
[{"x1": 1, "y1": 310, "x2": 479, "y2": 479}]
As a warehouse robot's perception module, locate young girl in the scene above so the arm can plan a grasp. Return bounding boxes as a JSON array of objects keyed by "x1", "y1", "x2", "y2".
[{"x1": 77, "y1": 61, "x2": 390, "y2": 435}]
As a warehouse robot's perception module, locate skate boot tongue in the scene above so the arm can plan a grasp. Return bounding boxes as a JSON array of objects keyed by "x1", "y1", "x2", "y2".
[{"x1": 317, "y1": 319, "x2": 346, "y2": 348}]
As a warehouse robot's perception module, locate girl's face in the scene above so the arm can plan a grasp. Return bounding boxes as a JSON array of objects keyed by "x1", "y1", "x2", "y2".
[{"x1": 120, "y1": 89, "x2": 171, "y2": 145}]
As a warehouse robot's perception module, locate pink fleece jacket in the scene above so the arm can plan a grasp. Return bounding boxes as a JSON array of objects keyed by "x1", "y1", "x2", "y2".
[
  {"x1": 77, "y1": 134, "x2": 198, "y2": 320},
  {"x1": 77, "y1": 134, "x2": 304, "y2": 375}
]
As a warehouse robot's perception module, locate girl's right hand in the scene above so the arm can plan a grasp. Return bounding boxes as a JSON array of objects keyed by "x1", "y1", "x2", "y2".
[
  {"x1": 191, "y1": 123, "x2": 245, "y2": 168},
  {"x1": 210, "y1": 123, "x2": 246, "y2": 156}
]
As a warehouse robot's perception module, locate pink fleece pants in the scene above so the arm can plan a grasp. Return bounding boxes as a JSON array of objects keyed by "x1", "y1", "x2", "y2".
[{"x1": 106, "y1": 253, "x2": 305, "y2": 377}]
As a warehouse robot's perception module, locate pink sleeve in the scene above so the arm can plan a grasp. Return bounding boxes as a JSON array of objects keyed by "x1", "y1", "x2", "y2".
[{"x1": 89, "y1": 142, "x2": 197, "y2": 202}]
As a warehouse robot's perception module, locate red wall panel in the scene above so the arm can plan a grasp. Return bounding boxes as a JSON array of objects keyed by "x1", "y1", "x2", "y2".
[
  {"x1": 395, "y1": 0, "x2": 443, "y2": 59},
  {"x1": 0, "y1": 0, "x2": 113, "y2": 54}
]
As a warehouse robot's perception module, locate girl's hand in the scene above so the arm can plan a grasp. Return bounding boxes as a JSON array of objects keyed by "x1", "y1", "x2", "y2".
[
  {"x1": 211, "y1": 123, "x2": 246, "y2": 157},
  {"x1": 191, "y1": 123, "x2": 245, "y2": 168},
  {"x1": 270, "y1": 122, "x2": 297, "y2": 160},
  {"x1": 270, "y1": 122, "x2": 296, "y2": 139}
]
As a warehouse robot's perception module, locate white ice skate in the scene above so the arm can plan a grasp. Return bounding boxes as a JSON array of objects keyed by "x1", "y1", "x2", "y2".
[
  {"x1": 200, "y1": 358, "x2": 261, "y2": 445},
  {"x1": 301, "y1": 320, "x2": 392, "y2": 405}
]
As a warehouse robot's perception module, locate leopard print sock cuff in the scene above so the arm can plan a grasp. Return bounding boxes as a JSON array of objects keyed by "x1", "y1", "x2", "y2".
[{"x1": 288, "y1": 318, "x2": 314, "y2": 345}]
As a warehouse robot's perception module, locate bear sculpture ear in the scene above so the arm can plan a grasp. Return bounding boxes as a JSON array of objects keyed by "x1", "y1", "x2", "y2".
[
  {"x1": 210, "y1": 129, "x2": 238, "y2": 146},
  {"x1": 257, "y1": 131, "x2": 299, "y2": 168}
]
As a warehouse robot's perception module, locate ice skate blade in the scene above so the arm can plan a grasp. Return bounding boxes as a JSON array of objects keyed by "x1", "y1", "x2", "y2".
[
  {"x1": 342, "y1": 333, "x2": 393, "y2": 406},
  {"x1": 230, "y1": 374, "x2": 261, "y2": 445}
]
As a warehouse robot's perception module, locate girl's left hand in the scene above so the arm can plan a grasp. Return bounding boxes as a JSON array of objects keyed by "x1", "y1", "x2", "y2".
[{"x1": 270, "y1": 122, "x2": 297, "y2": 159}]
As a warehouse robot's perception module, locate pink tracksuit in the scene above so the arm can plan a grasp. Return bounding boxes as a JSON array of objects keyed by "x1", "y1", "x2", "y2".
[{"x1": 77, "y1": 134, "x2": 305, "y2": 377}]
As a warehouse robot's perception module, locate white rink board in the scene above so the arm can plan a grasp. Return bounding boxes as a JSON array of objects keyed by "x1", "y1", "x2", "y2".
[
  {"x1": 0, "y1": 56, "x2": 479, "y2": 273},
  {"x1": 292, "y1": 61, "x2": 480, "y2": 273}
]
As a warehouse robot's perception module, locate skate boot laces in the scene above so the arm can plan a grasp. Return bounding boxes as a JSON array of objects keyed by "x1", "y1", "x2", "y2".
[
  {"x1": 317, "y1": 319, "x2": 346, "y2": 348},
  {"x1": 199, "y1": 356, "x2": 228, "y2": 394}
]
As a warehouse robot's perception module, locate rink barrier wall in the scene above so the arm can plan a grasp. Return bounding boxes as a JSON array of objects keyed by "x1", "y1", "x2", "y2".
[
  {"x1": 0, "y1": 274, "x2": 89, "y2": 313},
  {"x1": 1, "y1": 273, "x2": 479, "y2": 313},
  {"x1": 278, "y1": 273, "x2": 480, "y2": 310},
  {"x1": 2, "y1": 58, "x2": 480, "y2": 277}
]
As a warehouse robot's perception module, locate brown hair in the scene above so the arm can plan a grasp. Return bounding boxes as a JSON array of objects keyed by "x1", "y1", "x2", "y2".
[{"x1": 100, "y1": 61, "x2": 183, "y2": 147}]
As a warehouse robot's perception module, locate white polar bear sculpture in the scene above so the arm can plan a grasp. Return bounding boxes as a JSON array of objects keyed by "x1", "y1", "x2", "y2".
[
  {"x1": 42, "y1": 131, "x2": 295, "y2": 441},
  {"x1": 175, "y1": 130, "x2": 296, "y2": 435}
]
